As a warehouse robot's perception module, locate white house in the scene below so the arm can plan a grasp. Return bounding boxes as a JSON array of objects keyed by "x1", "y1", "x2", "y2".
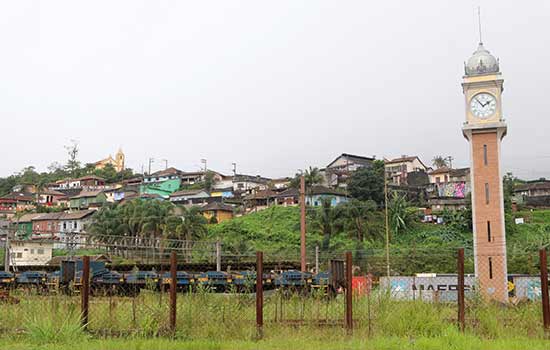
[
  {"x1": 55, "y1": 210, "x2": 95, "y2": 249},
  {"x1": 10, "y1": 240, "x2": 53, "y2": 266},
  {"x1": 232, "y1": 174, "x2": 270, "y2": 194},
  {"x1": 385, "y1": 155, "x2": 429, "y2": 185}
]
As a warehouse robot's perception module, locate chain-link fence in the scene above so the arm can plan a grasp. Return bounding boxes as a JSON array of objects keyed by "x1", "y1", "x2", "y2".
[{"x1": 1, "y1": 248, "x2": 549, "y2": 340}]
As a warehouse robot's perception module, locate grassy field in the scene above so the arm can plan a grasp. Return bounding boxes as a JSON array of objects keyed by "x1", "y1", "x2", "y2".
[
  {"x1": 0, "y1": 288, "x2": 547, "y2": 349},
  {"x1": 2, "y1": 334, "x2": 550, "y2": 350}
]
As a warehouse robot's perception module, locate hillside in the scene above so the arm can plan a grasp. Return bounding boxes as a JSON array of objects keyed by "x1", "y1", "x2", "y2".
[{"x1": 207, "y1": 206, "x2": 550, "y2": 274}]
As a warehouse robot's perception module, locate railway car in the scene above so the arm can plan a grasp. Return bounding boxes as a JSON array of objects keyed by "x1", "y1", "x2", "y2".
[
  {"x1": 274, "y1": 270, "x2": 313, "y2": 293},
  {"x1": 0, "y1": 271, "x2": 15, "y2": 289},
  {"x1": 232, "y1": 271, "x2": 274, "y2": 292},
  {"x1": 92, "y1": 270, "x2": 125, "y2": 295},
  {"x1": 16, "y1": 271, "x2": 48, "y2": 291},
  {"x1": 124, "y1": 271, "x2": 159, "y2": 295},
  {"x1": 160, "y1": 271, "x2": 195, "y2": 292},
  {"x1": 46, "y1": 270, "x2": 60, "y2": 291},
  {"x1": 196, "y1": 271, "x2": 232, "y2": 292}
]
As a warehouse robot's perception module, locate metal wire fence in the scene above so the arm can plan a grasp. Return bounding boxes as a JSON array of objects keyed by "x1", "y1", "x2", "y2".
[{"x1": 0, "y1": 248, "x2": 549, "y2": 340}]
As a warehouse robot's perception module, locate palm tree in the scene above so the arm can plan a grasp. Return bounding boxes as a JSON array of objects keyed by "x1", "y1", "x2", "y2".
[
  {"x1": 310, "y1": 197, "x2": 340, "y2": 251},
  {"x1": 304, "y1": 166, "x2": 324, "y2": 188},
  {"x1": 337, "y1": 199, "x2": 381, "y2": 242},
  {"x1": 432, "y1": 155, "x2": 448, "y2": 169},
  {"x1": 173, "y1": 206, "x2": 208, "y2": 262}
]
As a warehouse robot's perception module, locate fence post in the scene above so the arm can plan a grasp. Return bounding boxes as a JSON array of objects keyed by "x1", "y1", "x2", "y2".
[
  {"x1": 315, "y1": 245, "x2": 319, "y2": 274},
  {"x1": 170, "y1": 251, "x2": 177, "y2": 334},
  {"x1": 345, "y1": 251, "x2": 353, "y2": 334},
  {"x1": 256, "y1": 251, "x2": 264, "y2": 338},
  {"x1": 457, "y1": 248, "x2": 465, "y2": 332},
  {"x1": 216, "y1": 241, "x2": 221, "y2": 272},
  {"x1": 540, "y1": 248, "x2": 550, "y2": 331},
  {"x1": 81, "y1": 255, "x2": 90, "y2": 329}
]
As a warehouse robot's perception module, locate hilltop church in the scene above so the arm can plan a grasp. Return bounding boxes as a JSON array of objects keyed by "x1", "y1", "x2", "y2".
[{"x1": 93, "y1": 148, "x2": 125, "y2": 172}]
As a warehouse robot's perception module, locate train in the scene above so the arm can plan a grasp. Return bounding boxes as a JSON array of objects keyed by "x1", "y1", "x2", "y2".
[{"x1": 0, "y1": 261, "x2": 333, "y2": 296}]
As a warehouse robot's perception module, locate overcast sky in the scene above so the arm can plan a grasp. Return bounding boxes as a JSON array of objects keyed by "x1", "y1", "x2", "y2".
[{"x1": 1, "y1": 1, "x2": 548, "y2": 179}]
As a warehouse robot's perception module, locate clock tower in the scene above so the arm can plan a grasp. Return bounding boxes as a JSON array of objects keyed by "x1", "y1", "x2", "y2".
[{"x1": 462, "y1": 41, "x2": 508, "y2": 302}]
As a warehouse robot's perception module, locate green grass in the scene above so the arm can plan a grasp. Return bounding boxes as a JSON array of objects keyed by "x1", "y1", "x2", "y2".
[
  {"x1": 0, "y1": 289, "x2": 546, "y2": 347},
  {"x1": 1, "y1": 332, "x2": 549, "y2": 350}
]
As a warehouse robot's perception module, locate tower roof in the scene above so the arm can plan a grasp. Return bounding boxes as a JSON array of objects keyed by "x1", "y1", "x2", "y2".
[{"x1": 465, "y1": 42, "x2": 499, "y2": 76}]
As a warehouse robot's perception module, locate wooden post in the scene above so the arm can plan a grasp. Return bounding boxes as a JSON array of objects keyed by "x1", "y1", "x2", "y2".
[
  {"x1": 81, "y1": 256, "x2": 90, "y2": 329},
  {"x1": 345, "y1": 251, "x2": 353, "y2": 333},
  {"x1": 540, "y1": 248, "x2": 550, "y2": 331},
  {"x1": 256, "y1": 251, "x2": 264, "y2": 338},
  {"x1": 300, "y1": 176, "x2": 306, "y2": 272},
  {"x1": 170, "y1": 251, "x2": 177, "y2": 334},
  {"x1": 457, "y1": 248, "x2": 465, "y2": 332}
]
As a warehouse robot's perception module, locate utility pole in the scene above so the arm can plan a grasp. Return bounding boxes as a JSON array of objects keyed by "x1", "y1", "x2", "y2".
[
  {"x1": 148, "y1": 158, "x2": 155, "y2": 175},
  {"x1": 232, "y1": 162, "x2": 237, "y2": 176},
  {"x1": 4, "y1": 229, "x2": 10, "y2": 272},
  {"x1": 162, "y1": 159, "x2": 168, "y2": 170},
  {"x1": 201, "y1": 159, "x2": 207, "y2": 172},
  {"x1": 300, "y1": 175, "x2": 306, "y2": 272},
  {"x1": 384, "y1": 169, "x2": 390, "y2": 278}
]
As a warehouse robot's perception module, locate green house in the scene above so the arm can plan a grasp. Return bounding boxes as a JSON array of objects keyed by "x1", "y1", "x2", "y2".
[
  {"x1": 140, "y1": 178, "x2": 181, "y2": 198},
  {"x1": 13, "y1": 213, "x2": 43, "y2": 238},
  {"x1": 69, "y1": 190, "x2": 107, "y2": 210}
]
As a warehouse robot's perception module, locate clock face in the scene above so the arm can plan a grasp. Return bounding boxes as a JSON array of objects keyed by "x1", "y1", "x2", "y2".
[{"x1": 470, "y1": 93, "x2": 497, "y2": 119}]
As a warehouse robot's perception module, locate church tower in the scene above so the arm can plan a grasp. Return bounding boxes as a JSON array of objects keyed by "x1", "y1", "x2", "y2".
[
  {"x1": 462, "y1": 41, "x2": 508, "y2": 302},
  {"x1": 115, "y1": 148, "x2": 125, "y2": 172}
]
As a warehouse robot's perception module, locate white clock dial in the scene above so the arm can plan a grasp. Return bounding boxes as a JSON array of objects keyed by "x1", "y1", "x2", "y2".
[{"x1": 470, "y1": 93, "x2": 497, "y2": 119}]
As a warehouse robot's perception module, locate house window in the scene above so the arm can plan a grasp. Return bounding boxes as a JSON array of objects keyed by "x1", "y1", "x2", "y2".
[
  {"x1": 487, "y1": 221, "x2": 491, "y2": 242},
  {"x1": 30, "y1": 249, "x2": 35, "y2": 254},
  {"x1": 483, "y1": 145, "x2": 488, "y2": 165},
  {"x1": 63, "y1": 222, "x2": 67, "y2": 230},
  {"x1": 436, "y1": 177, "x2": 441, "y2": 184},
  {"x1": 37, "y1": 249, "x2": 44, "y2": 255},
  {"x1": 488, "y1": 257, "x2": 493, "y2": 279},
  {"x1": 485, "y1": 183, "x2": 490, "y2": 204},
  {"x1": 16, "y1": 252, "x2": 22, "y2": 258}
]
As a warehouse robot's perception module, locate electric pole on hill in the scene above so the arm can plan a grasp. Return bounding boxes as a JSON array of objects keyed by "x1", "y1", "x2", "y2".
[{"x1": 300, "y1": 175, "x2": 306, "y2": 272}]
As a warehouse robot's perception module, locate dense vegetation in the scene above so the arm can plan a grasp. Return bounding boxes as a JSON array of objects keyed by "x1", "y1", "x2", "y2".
[{"x1": 0, "y1": 142, "x2": 135, "y2": 195}]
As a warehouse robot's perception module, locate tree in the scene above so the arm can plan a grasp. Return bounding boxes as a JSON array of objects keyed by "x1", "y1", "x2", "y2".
[
  {"x1": 290, "y1": 166, "x2": 324, "y2": 189},
  {"x1": 388, "y1": 192, "x2": 416, "y2": 236},
  {"x1": 64, "y1": 140, "x2": 81, "y2": 177},
  {"x1": 94, "y1": 164, "x2": 118, "y2": 183},
  {"x1": 347, "y1": 160, "x2": 385, "y2": 205},
  {"x1": 309, "y1": 197, "x2": 341, "y2": 251},
  {"x1": 432, "y1": 155, "x2": 448, "y2": 169},
  {"x1": 336, "y1": 199, "x2": 381, "y2": 242},
  {"x1": 502, "y1": 172, "x2": 518, "y2": 213},
  {"x1": 203, "y1": 171, "x2": 218, "y2": 192}
]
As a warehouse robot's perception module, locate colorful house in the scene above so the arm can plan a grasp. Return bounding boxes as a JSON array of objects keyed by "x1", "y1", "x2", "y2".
[
  {"x1": 169, "y1": 189, "x2": 210, "y2": 205},
  {"x1": 305, "y1": 186, "x2": 349, "y2": 207},
  {"x1": 37, "y1": 190, "x2": 67, "y2": 207},
  {"x1": 12, "y1": 213, "x2": 43, "y2": 238},
  {"x1": 210, "y1": 187, "x2": 234, "y2": 199},
  {"x1": 69, "y1": 190, "x2": 107, "y2": 210},
  {"x1": 201, "y1": 202, "x2": 234, "y2": 223},
  {"x1": 140, "y1": 178, "x2": 181, "y2": 198},
  {"x1": 32, "y1": 212, "x2": 64, "y2": 237}
]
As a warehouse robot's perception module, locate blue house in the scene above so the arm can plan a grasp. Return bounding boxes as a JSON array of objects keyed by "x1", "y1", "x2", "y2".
[{"x1": 305, "y1": 186, "x2": 349, "y2": 207}]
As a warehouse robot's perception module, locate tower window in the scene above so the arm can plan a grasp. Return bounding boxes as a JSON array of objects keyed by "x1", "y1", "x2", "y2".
[
  {"x1": 487, "y1": 221, "x2": 491, "y2": 242},
  {"x1": 485, "y1": 183, "x2": 490, "y2": 204},
  {"x1": 483, "y1": 145, "x2": 488, "y2": 165},
  {"x1": 488, "y1": 257, "x2": 493, "y2": 279}
]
